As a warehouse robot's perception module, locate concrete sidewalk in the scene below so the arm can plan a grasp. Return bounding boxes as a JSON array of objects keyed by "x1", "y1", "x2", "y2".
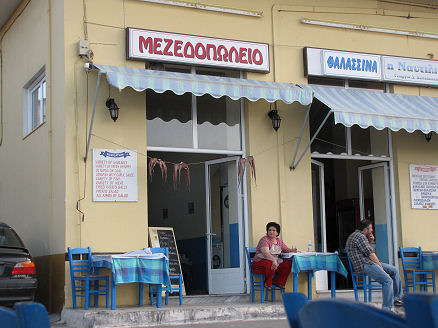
[{"x1": 50, "y1": 290, "x2": 402, "y2": 328}]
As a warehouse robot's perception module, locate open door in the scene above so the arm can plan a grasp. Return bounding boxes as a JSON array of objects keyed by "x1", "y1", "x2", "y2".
[
  {"x1": 358, "y1": 162, "x2": 393, "y2": 264},
  {"x1": 311, "y1": 160, "x2": 328, "y2": 290},
  {"x1": 205, "y1": 157, "x2": 245, "y2": 294}
]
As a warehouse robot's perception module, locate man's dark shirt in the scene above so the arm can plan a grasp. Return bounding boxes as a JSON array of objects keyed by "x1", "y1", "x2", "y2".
[{"x1": 346, "y1": 230, "x2": 374, "y2": 273}]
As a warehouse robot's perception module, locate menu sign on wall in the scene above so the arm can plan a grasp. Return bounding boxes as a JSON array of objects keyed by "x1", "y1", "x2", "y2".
[
  {"x1": 93, "y1": 149, "x2": 138, "y2": 202},
  {"x1": 409, "y1": 164, "x2": 438, "y2": 209},
  {"x1": 126, "y1": 28, "x2": 270, "y2": 73}
]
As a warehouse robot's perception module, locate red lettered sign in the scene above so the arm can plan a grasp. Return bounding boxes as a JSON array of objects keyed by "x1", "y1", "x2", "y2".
[{"x1": 127, "y1": 28, "x2": 269, "y2": 73}]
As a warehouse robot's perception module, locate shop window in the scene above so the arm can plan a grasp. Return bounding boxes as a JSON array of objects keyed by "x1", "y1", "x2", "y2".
[
  {"x1": 23, "y1": 68, "x2": 46, "y2": 136},
  {"x1": 146, "y1": 65, "x2": 242, "y2": 151}
]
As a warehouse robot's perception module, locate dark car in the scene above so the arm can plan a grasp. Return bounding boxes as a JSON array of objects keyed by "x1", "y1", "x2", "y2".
[{"x1": 0, "y1": 222, "x2": 37, "y2": 305}]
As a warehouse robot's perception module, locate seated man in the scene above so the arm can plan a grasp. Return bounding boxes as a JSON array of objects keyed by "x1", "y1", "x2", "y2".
[{"x1": 346, "y1": 219, "x2": 403, "y2": 312}]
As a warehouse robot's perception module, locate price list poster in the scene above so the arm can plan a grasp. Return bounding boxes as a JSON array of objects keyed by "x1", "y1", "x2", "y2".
[
  {"x1": 409, "y1": 164, "x2": 438, "y2": 209},
  {"x1": 93, "y1": 149, "x2": 138, "y2": 202}
]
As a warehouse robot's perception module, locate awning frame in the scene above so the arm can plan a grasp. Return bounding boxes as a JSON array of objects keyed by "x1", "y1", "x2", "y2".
[{"x1": 290, "y1": 106, "x2": 331, "y2": 170}]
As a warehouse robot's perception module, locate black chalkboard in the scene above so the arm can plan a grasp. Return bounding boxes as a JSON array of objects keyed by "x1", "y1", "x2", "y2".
[
  {"x1": 157, "y1": 229, "x2": 181, "y2": 275},
  {"x1": 149, "y1": 227, "x2": 185, "y2": 294}
]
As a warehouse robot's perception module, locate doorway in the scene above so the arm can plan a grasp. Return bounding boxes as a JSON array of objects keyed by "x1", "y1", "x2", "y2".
[
  {"x1": 311, "y1": 158, "x2": 393, "y2": 290},
  {"x1": 147, "y1": 152, "x2": 245, "y2": 295}
]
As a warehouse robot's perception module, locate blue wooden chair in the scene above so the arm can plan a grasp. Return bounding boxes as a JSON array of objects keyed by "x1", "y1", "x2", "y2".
[
  {"x1": 148, "y1": 247, "x2": 183, "y2": 306},
  {"x1": 0, "y1": 306, "x2": 19, "y2": 328},
  {"x1": 67, "y1": 247, "x2": 109, "y2": 309},
  {"x1": 298, "y1": 298, "x2": 408, "y2": 328},
  {"x1": 14, "y1": 302, "x2": 50, "y2": 328},
  {"x1": 245, "y1": 247, "x2": 284, "y2": 303},
  {"x1": 400, "y1": 247, "x2": 436, "y2": 293},
  {"x1": 340, "y1": 249, "x2": 382, "y2": 303},
  {"x1": 404, "y1": 293, "x2": 438, "y2": 328},
  {"x1": 281, "y1": 292, "x2": 308, "y2": 328}
]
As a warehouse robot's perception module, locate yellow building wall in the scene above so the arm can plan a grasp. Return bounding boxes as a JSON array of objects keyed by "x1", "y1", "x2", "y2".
[{"x1": 60, "y1": 0, "x2": 438, "y2": 305}]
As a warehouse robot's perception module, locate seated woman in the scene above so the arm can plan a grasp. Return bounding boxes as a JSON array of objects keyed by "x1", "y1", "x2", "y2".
[{"x1": 251, "y1": 221, "x2": 297, "y2": 290}]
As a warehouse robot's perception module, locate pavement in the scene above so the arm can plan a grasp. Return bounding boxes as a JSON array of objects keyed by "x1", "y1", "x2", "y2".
[{"x1": 48, "y1": 290, "x2": 403, "y2": 328}]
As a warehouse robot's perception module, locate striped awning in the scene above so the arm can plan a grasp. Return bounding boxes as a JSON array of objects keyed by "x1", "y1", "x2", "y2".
[
  {"x1": 95, "y1": 64, "x2": 313, "y2": 105},
  {"x1": 301, "y1": 84, "x2": 438, "y2": 134}
]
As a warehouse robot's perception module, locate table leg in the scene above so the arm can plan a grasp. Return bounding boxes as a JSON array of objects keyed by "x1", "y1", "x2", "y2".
[
  {"x1": 139, "y1": 283, "x2": 143, "y2": 306},
  {"x1": 293, "y1": 273, "x2": 298, "y2": 292},
  {"x1": 94, "y1": 280, "x2": 99, "y2": 307},
  {"x1": 156, "y1": 284, "x2": 162, "y2": 308},
  {"x1": 307, "y1": 271, "x2": 312, "y2": 300},
  {"x1": 111, "y1": 275, "x2": 116, "y2": 310},
  {"x1": 331, "y1": 271, "x2": 336, "y2": 298}
]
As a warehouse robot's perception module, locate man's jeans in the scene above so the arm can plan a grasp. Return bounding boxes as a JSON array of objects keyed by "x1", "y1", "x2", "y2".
[{"x1": 363, "y1": 262, "x2": 403, "y2": 310}]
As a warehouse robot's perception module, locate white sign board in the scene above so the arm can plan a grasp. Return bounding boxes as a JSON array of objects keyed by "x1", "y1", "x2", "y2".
[
  {"x1": 322, "y1": 50, "x2": 381, "y2": 80},
  {"x1": 93, "y1": 149, "x2": 138, "y2": 202},
  {"x1": 305, "y1": 47, "x2": 438, "y2": 87},
  {"x1": 383, "y1": 56, "x2": 438, "y2": 86},
  {"x1": 127, "y1": 28, "x2": 270, "y2": 73},
  {"x1": 409, "y1": 164, "x2": 438, "y2": 209}
]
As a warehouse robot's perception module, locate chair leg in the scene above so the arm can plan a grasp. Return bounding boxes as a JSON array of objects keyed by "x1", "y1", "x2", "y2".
[
  {"x1": 261, "y1": 277, "x2": 265, "y2": 304},
  {"x1": 250, "y1": 279, "x2": 255, "y2": 303},
  {"x1": 179, "y1": 276, "x2": 183, "y2": 306},
  {"x1": 105, "y1": 277, "x2": 109, "y2": 308},
  {"x1": 84, "y1": 279, "x2": 90, "y2": 310},
  {"x1": 94, "y1": 280, "x2": 99, "y2": 308},
  {"x1": 72, "y1": 281, "x2": 77, "y2": 309},
  {"x1": 433, "y1": 272, "x2": 436, "y2": 293},
  {"x1": 165, "y1": 290, "x2": 169, "y2": 305}
]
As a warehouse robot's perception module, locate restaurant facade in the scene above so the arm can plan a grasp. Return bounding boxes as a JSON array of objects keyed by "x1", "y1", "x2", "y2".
[{"x1": 1, "y1": 0, "x2": 438, "y2": 312}]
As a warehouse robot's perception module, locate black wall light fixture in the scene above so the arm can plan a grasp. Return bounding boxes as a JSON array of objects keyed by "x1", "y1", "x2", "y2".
[
  {"x1": 106, "y1": 98, "x2": 119, "y2": 122},
  {"x1": 425, "y1": 132, "x2": 433, "y2": 142},
  {"x1": 268, "y1": 103, "x2": 281, "y2": 131}
]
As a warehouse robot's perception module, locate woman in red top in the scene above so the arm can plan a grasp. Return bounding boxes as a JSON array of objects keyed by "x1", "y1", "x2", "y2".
[{"x1": 251, "y1": 222, "x2": 297, "y2": 289}]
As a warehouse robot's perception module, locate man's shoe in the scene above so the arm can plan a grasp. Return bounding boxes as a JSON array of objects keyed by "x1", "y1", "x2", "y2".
[
  {"x1": 264, "y1": 284, "x2": 272, "y2": 291},
  {"x1": 394, "y1": 299, "x2": 403, "y2": 307}
]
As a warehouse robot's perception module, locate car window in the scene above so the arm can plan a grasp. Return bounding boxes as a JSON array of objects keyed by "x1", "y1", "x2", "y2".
[{"x1": 0, "y1": 226, "x2": 25, "y2": 247}]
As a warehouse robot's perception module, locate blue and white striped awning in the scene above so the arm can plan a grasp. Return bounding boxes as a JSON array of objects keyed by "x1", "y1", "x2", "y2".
[
  {"x1": 301, "y1": 85, "x2": 438, "y2": 134},
  {"x1": 95, "y1": 64, "x2": 313, "y2": 105}
]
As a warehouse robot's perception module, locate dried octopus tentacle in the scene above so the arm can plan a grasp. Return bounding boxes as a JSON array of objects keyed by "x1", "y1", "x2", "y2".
[
  {"x1": 238, "y1": 158, "x2": 247, "y2": 184},
  {"x1": 148, "y1": 158, "x2": 158, "y2": 182},
  {"x1": 247, "y1": 156, "x2": 256, "y2": 183},
  {"x1": 158, "y1": 159, "x2": 167, "y2": 183}
]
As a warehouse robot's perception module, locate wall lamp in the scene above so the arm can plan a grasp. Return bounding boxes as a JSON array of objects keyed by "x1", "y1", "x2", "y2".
[
  {"x1": 106, "y1": 98, "x2": 119, "y2": 122},
  {"x1": 268, "y1": 103, "x2": 281, "y2": 131},
  {"x1": 425, "y1": 132, "x2": 433, "y2": 142}
]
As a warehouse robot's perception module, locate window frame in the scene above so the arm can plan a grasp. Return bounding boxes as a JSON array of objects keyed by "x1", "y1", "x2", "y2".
[
  {"x1": 146, "y1": 65, "x2": 245, "y2": 155},
  {"x1": 23, "y1": 68, "x2": 46, "y2": 137}
]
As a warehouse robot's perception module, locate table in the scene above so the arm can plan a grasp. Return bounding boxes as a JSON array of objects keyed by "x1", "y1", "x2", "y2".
[
  {"x1": 289, "y1": 252, "x2": 348, "y2": 300},
  {"x1": 422, "y1": 252, "x2": 438, "y2": 270},
  {"x1": 92, "y1": 252, "x2": 170, "y2": 310}
]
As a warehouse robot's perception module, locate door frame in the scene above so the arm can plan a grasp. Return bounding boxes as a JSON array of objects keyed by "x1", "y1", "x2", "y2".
[
  {"x1": 358, "y1": 162, "x2": 393, "y2": 264},
  {"x1": 205, "y1": 156, "x2": 245, "y2": 294}
]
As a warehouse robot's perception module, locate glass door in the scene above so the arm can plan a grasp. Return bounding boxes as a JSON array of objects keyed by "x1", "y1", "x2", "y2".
[
  {"x1": 358, "y1": 162, "x2": 393, "y2": 264},
  {"x1": 205, "y1": 157, "x2": 244, "y2": 294},
  {"x1": 311, "y1": 160, "x2": 328, "y2": 290}
]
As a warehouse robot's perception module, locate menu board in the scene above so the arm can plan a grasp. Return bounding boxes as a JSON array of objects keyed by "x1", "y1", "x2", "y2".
[
  {"x1": 149, "y1": 227, "x2": 185, "y2": 294},
  {"x1": 409, "y1": 164, "x2": 438, "y2": 209},
  {"x1": 93, "y1": 149, "x2": 138, "y2": 201}
]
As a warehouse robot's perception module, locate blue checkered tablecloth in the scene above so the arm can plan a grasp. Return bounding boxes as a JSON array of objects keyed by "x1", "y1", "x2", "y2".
[
  {"x1": 291, "y1": 253, "x2": 348, "y2": 278},
  {"x1": 92, "y1": 254, "x2": 170, "y2": 287},
  {"x1": 423, "y1": 253, "x2": 438, "y2": 270}
]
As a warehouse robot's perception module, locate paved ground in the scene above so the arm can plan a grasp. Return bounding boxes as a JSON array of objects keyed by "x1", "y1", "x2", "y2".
[{"x1": 50, "y1": 318, "x2": 288, "y2": 328}]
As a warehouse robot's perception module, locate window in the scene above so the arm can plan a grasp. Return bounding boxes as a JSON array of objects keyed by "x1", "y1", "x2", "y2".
[
  {"x1": 146, "y1": 65, "x2": 242, "y2": 152},
  {"x1": 23, "y1": 69, "x2": 46, "y2": 136},
  {"x1": 308, "y1": 77, "x2": 389, "y2": 157}
]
